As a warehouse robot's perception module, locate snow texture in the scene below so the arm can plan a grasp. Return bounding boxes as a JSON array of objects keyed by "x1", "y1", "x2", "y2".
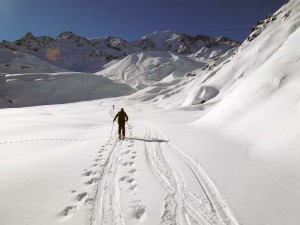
[{"x1": 1, "y1": 1, "x2": 300, "y2": 225}]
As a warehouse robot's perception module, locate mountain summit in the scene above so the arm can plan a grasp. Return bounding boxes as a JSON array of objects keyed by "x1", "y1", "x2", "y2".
[{"x1": 0, "y1": 31, "x2": 239, "y2": 73}]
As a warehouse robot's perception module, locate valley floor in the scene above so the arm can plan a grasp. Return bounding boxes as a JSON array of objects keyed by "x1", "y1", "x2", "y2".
[
  {"x1": 0, "y1": 99, "x2": 237, "y2": 225},
  {"x1": 1, "y1": 98, "x2": 299, "y2": 225}
]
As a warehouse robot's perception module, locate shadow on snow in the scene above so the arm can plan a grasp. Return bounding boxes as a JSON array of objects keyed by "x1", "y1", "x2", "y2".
[{"x1": 126, "y1": 137, "x2": 169, "y2": 143}]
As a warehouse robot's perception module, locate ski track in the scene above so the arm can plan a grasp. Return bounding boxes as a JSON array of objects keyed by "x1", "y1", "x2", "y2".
[
  {"x1": 89, "y1": 135, "x2": 125, "y2": 225},
  {"x1": 88, "y1": 121, "x2": 239, "y2": 225}
]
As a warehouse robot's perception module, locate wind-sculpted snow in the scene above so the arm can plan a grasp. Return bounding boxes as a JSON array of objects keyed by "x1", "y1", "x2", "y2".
[
  {"x1": 188, "y1": 0, "x2": 300, "y2": 123},
  {"x1": 147, "y1": 0, "x2": 300, "y2": 111},
  {"x1": 1, "y1": 1, "x2": 300, "y2": 225},
  {"x1": 97, "y1": 51, "x2": 206, "y2": 89}
]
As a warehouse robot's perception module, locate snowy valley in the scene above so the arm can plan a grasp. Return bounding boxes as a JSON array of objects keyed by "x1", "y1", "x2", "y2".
[{"x1": 1, "y1": 0, "x2": 300, "y2": 225}]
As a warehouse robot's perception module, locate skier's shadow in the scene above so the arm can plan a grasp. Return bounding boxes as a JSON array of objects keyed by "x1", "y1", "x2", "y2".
[{"x1": 126, "y1": 137, "x2": 169, "y2": 143}]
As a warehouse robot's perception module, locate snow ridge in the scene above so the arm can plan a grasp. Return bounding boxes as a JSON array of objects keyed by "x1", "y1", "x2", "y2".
[{"x1": 0, "y1": 31, "x2": 239, "y2": 73}]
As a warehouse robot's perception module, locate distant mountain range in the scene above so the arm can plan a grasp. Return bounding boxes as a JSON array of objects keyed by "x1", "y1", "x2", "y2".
[{"x1": 0, "y1": 30, "x2": 239, "y2": 73}]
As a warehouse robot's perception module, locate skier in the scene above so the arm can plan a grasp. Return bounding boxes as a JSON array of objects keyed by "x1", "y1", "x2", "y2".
[{"x1": 113, "y1": 108, "x2": 129, "y2": 140}]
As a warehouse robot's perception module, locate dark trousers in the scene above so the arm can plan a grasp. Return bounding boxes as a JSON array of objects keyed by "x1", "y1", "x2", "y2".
[{"x1": 118, "y1": 122, "x2": 125, "y2": 136}]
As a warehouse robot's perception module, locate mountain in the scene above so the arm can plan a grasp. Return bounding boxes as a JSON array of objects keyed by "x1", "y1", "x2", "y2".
[
  {"x1": 0, "y1": 31, "x2": 239, "y2": 73},
  {"x1": 0, "y1": 45, "x2": 136, "y2": 108},
  {"x1": 1, "y1": 1, "x2": 300, "y2": 225},
  {"x1": 124, "y1": 1, "x2": 300, "y2": 224},
  {"x1": 0, "y1": 48, "x2": 66, "y2": 74},
  {"x1": 96, "y1": 51, "x2": 207, "y2": 89}
]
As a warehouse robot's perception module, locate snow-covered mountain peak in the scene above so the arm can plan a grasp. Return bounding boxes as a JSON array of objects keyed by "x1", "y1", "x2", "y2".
[
  {"x1": 22, "y1": 32, "x2": 35, "y2": 40},
  {"x1": 0, "y1": 30, "x2": 239, "y2": 73},
  {"x1": 56, "y1": 31, "x2": 78, "y2": 40},
  {"x1": 142, "y1": 30, "x2": 180, "y2": 40},
  {"x1": 139, "y1": 30, "x2": 240, "y2": 54},
  {"x1": 105, "y1": 36, "x2": 129, "y2": 51},
  {"x1": 2, "y1": 2, "x2": 300, "y2": 225}
]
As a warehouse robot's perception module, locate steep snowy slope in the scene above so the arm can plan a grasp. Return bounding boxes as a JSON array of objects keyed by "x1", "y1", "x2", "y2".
[
  {"x1": 97, "y1": 51, "x2": 206, "y2": 89},
  {"x1": 136, "y1": 1, "x2": 300, "y2": 224},
  {"x1": 1, "y1": 1, "x2": 300, "y2": 225},
  {"x1": 96, "y1": 1, "x2": 300, "y2": 224}
]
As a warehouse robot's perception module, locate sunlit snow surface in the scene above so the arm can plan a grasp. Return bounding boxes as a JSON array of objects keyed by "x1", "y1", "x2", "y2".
[{"x1": 1, "y1": 1, "x2": 300, "y2": 225}]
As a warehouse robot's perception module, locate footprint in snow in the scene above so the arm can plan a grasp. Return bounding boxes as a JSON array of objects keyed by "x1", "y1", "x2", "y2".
[
  {"x1": 61, "y1": 206, "x2": 76, "y2": 216},
  {"x1": 77, "y1": 192, "x2": 88, "y2": 201},
  {"x1": 129, "y1": 169, "x2": 137, "y2": 174},
  {"x1": 85, "y1": 197, "x2": 94, "y2": 205},
  {"x1": 130, "y1": 185, "x2": 138, "y2": 191},
  {"x1": 123, "y1": 150, "x2": 130, "y2": 155},
  {"x1": 132, "y1": 205, "x2": 145, "y2": 219},
  {"x1": 83, "y1": 171, "x2": 93, "y2": 176},
  {"x1": 119, "y1": 176, "x2": 129, "y2": 182},
  {"x1": 85, "y1": 178, "x2": 97, "y2": 185},
  {"x1": 128, "y1": 178, "x2": 135, "y2": 184},
  {"x1": 123, "y1": 162, "x2": 134, "y2": 167}
]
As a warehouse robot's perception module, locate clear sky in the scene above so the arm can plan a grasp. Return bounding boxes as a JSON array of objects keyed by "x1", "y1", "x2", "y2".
[{"x1": 0, "y1": 0, "x2": 287, "y2": 42}]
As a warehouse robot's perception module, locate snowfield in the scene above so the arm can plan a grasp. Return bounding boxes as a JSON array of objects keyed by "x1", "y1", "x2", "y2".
[
  {"x1": 0, "y1": 101, "x2": 240, "y2": 225},
  {"x1": 1, "y1": 0, "x2": 300, "y2": 225}
]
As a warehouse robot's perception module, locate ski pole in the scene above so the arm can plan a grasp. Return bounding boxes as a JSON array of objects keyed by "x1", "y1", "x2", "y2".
[
  {"x1": 126, "y1": 121, "x2": 132, "y2": 137},
  {"x1": 110, "y1": 121, "x2": 114, "y2": 138}
]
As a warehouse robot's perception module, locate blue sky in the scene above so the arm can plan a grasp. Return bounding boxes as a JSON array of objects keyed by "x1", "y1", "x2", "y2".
[{"x1": 0, "y1": 0, "x2": 287, "y2": 42}]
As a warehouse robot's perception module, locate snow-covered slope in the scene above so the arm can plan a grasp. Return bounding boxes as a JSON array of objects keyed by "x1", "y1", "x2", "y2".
[
  {"x1": 0, "y1": 48, "x2": 135, "y2": 108},
  {"x1": 96, "y1": 30, "x2": 238, "y2": 89},
  {"x1": 135, "y1": 30, "x2": 238, "y2": 55},
  {"x1": 0, "y1": 31, "x2": 239, "y2": 73},
  {"x1": 0, "y1": 72, "x2": 135, "y2": 108},
  {"x1": 97, "y1": 51, "x2": 206, "y2": 89},
  {"x1": 0, "y1": 48, "x2": 66, "y2": 74},
  {"x1": 1, "y1": 1, "x2": 300, "y2": 225},
  {"x1": 134, "y1": 1, "x2": 300, "y2": 224},
  {"x1": 97, "y1": 1, "x2": 300, "y2": 224}
]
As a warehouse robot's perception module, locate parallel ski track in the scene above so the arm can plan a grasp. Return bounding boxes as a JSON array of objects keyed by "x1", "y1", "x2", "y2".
[
  {"x1": 139, "y1": 122, "x2": 239, "y2": 225},
  {"x1": 90, "y1": 122, "x2": 239, "y2": 225}
]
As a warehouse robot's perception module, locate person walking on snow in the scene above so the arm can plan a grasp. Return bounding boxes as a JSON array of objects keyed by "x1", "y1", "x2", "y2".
[{"x1": 113, "y1": 108, "x2": 128, "y2": 140}]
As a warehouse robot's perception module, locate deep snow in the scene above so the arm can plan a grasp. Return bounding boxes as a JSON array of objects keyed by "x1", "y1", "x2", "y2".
[{"x1": 1, "y1": 0, "x2": 300, "y2": 225}]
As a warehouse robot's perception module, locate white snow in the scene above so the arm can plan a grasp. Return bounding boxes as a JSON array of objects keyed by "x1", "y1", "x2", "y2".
[
  {"x1": 1, "y1": 0, "x2": 300, "y2": 225},
  {"x1": 97, "y1": 51, "x2": 206, "y2": 89}
]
